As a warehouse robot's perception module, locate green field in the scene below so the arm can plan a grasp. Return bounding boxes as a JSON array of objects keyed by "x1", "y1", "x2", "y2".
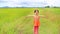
[{"x1": 0, "y1": 8, "x2": 60, "y2": 34}]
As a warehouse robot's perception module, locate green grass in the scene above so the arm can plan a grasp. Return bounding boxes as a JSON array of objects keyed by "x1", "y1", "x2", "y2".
[{"x1": 0, "y1": 8, "x2": 60, "y2": 34}]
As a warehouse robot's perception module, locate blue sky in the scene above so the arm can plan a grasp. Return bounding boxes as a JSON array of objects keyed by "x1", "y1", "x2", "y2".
[{"x1": 0, "y1": 0, "x2": 60, "y2": 7}]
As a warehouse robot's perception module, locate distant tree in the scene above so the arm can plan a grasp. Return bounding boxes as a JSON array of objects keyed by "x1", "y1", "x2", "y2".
[
  {"x1": 45, "y1": 6, "x2": 50, "y2": 8},
  {"x1": 53, "y1": 6, "x2": 60, "y2": 8},
  {"x1": 4, "y1": 6, "x2": 9, "y2": 8}
]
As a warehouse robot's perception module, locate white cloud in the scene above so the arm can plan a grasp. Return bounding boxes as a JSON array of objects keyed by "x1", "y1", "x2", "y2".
[
  {"x1": 45, "y1": 0, "x2": 60, "y2": 6},
  {"x1": 0, "y1": 0, "x2": 60, "y2": 7}
]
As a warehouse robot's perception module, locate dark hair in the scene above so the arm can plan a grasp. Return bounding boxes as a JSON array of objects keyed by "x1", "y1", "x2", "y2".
[{"x1": 34, "y1": 10, "x2": 39, "y2": 13}]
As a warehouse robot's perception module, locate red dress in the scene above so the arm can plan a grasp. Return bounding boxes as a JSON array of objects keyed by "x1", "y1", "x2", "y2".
[
  {"x1": 33, "y1": 16, "x2": 40, "y2": 34},
  {"x1": 34, "y1": 16, "x2": 40, "y2": 26}
]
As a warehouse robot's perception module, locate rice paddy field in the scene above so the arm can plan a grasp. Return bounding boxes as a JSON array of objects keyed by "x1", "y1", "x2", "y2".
[{"x1": 0, "y1": 8, "x2": 60, "y2": 34}]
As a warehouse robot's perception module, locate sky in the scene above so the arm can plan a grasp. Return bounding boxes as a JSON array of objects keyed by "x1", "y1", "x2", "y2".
[{"x1": 0, "y1": 0, "x2": 60, "y2": 7}]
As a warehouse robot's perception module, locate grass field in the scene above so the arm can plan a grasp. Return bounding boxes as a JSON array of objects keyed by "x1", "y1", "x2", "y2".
[{"x1": 0, "y1": 8, "x2": 60, "y2": 34}]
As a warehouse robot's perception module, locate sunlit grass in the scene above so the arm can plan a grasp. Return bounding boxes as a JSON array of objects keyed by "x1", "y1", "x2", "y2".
[{"x1": 0, "y1": 8, "x2": 60, "y2": 34}]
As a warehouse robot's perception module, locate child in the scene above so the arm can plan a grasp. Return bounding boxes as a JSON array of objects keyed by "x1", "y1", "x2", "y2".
[
  {"x1": 26, "y1": 9, "x2": 45, "y2": 34},
  {"x1": 33, "y1": 9, "x2": 40, "y2": 34}
]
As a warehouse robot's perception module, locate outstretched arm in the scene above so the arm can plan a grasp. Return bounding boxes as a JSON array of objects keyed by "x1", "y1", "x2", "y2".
[
  {"x1": 25, "y1": 15, "x2": 34, "y2": 18},
  {"x1": 40, "y1": 15, "x2": 45, "y2": 18},
  {"x1": 40, "y1": 15, "x2": 48, "y2": 19}
]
